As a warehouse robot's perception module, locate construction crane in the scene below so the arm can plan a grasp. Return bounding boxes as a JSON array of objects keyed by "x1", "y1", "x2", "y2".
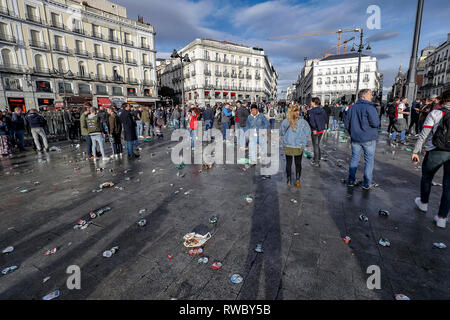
[
  {"x1": 268, "y1": 28, "x2": 361, "y2": 54},
  {"x1": 313, "y1": 36, "x2": 356, "y2": 59}
]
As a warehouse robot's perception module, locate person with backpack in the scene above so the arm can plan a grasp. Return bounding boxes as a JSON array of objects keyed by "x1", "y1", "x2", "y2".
[
  {"x1": 307, "y1": 97, "x2": 328, "y2": 167},
  {"x1": 25, "y1": 109, "x2": 49, "y2": 152},
  {"x1": 390, "y1": 97, "x2": 409, "y2": 146},
  {"x1": 280, "y1": 104, "x2": 311, "y2": 188},
  {"x1": 387, "y1": 98, "x2": 399, "y2": 134},
  {"x1": 412, "y1": 89, "x2": 450, "y2": 228}
]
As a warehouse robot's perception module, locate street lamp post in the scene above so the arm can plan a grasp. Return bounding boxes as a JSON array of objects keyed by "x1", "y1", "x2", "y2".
[
  {"x1": 171, "y1": 49, "x2": 190, "y2": 108},
  {"x1": 52, "y1": 68, "x2": 74, "y2": 109},
  {"x1": 352, "y1": 28, "x2": 372, "y2": 100},
  {"x1": 405, "y1": 0, "x2": 424, "y2": 128}
]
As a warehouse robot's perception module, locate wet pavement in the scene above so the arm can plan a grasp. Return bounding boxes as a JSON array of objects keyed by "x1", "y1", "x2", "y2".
[{"x1": 0, "y1": 118, "x2": 448, "y2": 300}]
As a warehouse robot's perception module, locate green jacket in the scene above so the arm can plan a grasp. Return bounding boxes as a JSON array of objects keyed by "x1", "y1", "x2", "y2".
[
  {"x1": 141, "y1": 110, "x2": 150, "y2": 122},
  {"x1": 80, "y1": 113, "x2": 88, "y2": 136}
]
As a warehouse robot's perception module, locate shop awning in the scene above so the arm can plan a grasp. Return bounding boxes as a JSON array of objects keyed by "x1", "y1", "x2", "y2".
[
  {"x1": 215, "y1": 92, "x2": 220, "y2": 95},
  {"x1": 205, "y1": 91, "x2": 209, "y2": 96},
  {"x1": 97, "y1": 97, "x2": 112, "y2": 107},
  {"x1": 223, "y1": 92, "x2": 228, "y2": 95},
  {"x1": 127, "y1": 97, "x2": 159, "y2": 103},
  {"x1": 231, "y1": 92, "x2": 236, "y2": 96}
]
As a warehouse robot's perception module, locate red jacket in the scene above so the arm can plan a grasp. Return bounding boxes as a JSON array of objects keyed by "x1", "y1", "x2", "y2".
[{"x1": 190, "y1": 114, "x2": 199, "y2": 130}]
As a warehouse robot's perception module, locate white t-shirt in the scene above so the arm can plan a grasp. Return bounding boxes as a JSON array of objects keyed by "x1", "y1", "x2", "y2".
[{"x1": 396, "y1": 103, "x2": 406, "y2": 119}]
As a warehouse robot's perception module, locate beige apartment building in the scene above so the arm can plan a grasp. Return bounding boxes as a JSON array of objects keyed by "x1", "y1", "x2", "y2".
[
  {"x1": 0, "y1": 0, "x2": 157, "y2": 111},
  {"x1": 160, "y1": 38, "x2": 278, "y2": 106}
]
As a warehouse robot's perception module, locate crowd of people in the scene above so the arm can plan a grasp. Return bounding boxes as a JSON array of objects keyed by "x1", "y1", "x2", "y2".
[{"x1": 1, "y1": 89, "x2": 448, "y2": 229}]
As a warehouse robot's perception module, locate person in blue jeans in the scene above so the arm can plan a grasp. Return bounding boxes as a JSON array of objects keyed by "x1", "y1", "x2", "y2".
[
  {"x1": 246, "y1": 104, "x2": 269, "y2": 164},
  {"x1": 10, "y1": 107, "x2": 25, "y2": 151},
  {"x1": 202, "y1": 105, "x2": 214, "y2": 142},
  {"x1": 221, "y1": 104, "x2": 232, "y2": 140},
  {"x1": 344, "y1": 89, "x2": 380, "y2": 190}
]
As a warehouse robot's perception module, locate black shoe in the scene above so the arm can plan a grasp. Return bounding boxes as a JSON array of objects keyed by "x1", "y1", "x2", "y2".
[
  {"x1": 133, "y1": 153, "x2": 140, "y2": 158},
  {"x1": 45, "y1": 148, "x2": 49, "y2": 152}
]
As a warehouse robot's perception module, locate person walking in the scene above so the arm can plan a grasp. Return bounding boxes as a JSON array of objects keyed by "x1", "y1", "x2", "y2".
[
  {"x1": 221, "y1": 103, "x2": 232, "y2": 140},
  {"x1": 344, "y1": 89, "x2": 380, "y2": 190},
  {"x1": 323, "y1": 102, "x2": 331, "y2": 130},
  {"x1": 267, "y1": 105, "x2": 277, "y2": 130},
  {"x1": 245, "y1": 104, "x2": 269, "y2": 163},
  {"x1": 203, "y1": 105, "x2": 214, "y2": 142},
  {"x1": 280, "y1": 104, "x2": 311, "y2": 188},
  {"x1": 25, "y1": 109, "x2": 49, "y2": 152},
  {"x1": 173, "y1": 106, "x2": 181, "y2": 130},
  {"x1": 237, "y1": 101, "x2": 249, "y2": 148},
  {"x1": 189, "y1": 107, "x2": 200, "y2": 149},
  {"x1": 390, "y1": 97, "x2": 409, "y2": 146},
  {"x1": 85, "y1": 107, "x2": 109, "y2": 161},
  {"x1": 412, "y1": 90, "x2": 450, "y2": 228},
  {"x1": 107, "y1": 107, "x2": 123, "y2": 159},
  {"x1": 387, "y1": 98, "x2": 399, "y2": 134},
  {"x1": 408, "y1": 98, "x2": 421, "y2": 136},
  {"x1": 80, "y1": 104, "x2": 93, "y2": 159},
  {"x1": 10, "y1": 107, "x2": 26, "y2": 152},
  {"x1": 0, "y1": 111, "x2": 13, "y2": 157},
  {"x1": 119, "y1": 103, "x2": 139, "y2": 158},
  {"x1": 307, "y1": 97, "x2": 328, "y2": 167}
]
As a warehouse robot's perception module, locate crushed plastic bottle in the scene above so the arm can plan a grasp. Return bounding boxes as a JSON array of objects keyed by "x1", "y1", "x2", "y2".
[
  {"x1": 42, "y1": 290, "x2": 60, "y2": 300},
  {"x1": 2, "y1": 246, "x2": 14, "y2": 254},
  {"x1": 359, "y1": 215, "x2": 369, "y2": 222},
  {"x1": 212, "y1": 262, "x2": 222, "y2": 270},
  {"x1": 433, "y1": 242, "x2": 447, "y2": 249},
  {"x1": 394, "y1": 294, "x2": 410, "y2": 300},
  {"x1": 243, "y1": 195, "x2": 253, "y2": 203},
  {"x1": 290, "y1": 199, "x2": 298, "y2": 204},
  {"x1": 137, "y1": 219, "x2": 147, "y2": 227},
  {"x1": 43, "y1": 276, "x2": 51, "y2": 283},
  {"x1": 177, "y1": 163, "x2": 186, "y2": 170},
  {"x1": 209, "y1": 216, "x2": 218, "y2": 224},
  {"x1": 139, "y1": 209, "x2": 146, "y2": 214},
  {"x1": 1, "y1": 265, "x2": 18, "y2": 275},
  {"x1": 343, "y1": 236, "x2": 351, "y2": 244},
  {"x1": 44, "y1": 248, "x2": 57, "y2": 256},
  {"x1": 432, "y1": 181, "x2": 443, "y2": 187},
  {"x1": 188, "y1": 248, "x2": 203, "y2": 256},
  {"x1": 378, "y1": 209, "x2": 390, "y2": 217},
  {"x1": 231, "y1": 274, "x2": 244, "y2": 284},
  {"x1": 198, "y1": 257, "x2": 209, "y2": 264},
  {"x1": 255, "y1": 244, "x2": 263, "y2": 253},
  {"x1": 379, "y1": 238, "x2": 391, "y2": 247}
]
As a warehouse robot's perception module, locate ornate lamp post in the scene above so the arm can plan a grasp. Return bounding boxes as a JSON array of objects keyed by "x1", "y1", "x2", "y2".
[{"x1": 170, "y1": 49, "x2": 190, "y2": 108}]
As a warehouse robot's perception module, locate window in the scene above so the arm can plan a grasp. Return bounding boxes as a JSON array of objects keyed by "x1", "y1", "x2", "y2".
[
  {"x1": 96, "y1": 64, "x2": 104, "y2": 76},
  {"x1": 112, "y1": 86, "x2": 123, "y2": 95},
  {"x1": 57, "y1": 58, "x2": 66, "y2": 72},
  {"x1": 30, "y1": 30, "x2": 40, "y2": 43},
  {"x1": 75, "y1": 40, "x2": 83, "y2": 53},
  {"x1": 94, "y1": 44, "x2": 101, "y2": 56},
  {"x1": 58, "y1": 82, "x2": 72, "y2": 93},
  {"x1": 78, "y1": 62, "x2": 86, "y2": 76},
  {"x1": 78, "y1": 83, "x2": 91, "y2": 94},
  {"x1": 54, "y1": 35, "x2": 64, "y2": 48},
  {"x1": 51, "y1": 13, "x2": 60, "y2": 27},
  {"x1": 96, "y1": 85, "x2": 107, "y2": 95},
  {"x1": 36, "y1": 81, "x2": 51, "y2": 93},
  {"x1": 127, "y1": 88, "x2": 136, "y2": 96},
  {"x1": 34, "y1": 54, "x2": 45, "y2": 71}
]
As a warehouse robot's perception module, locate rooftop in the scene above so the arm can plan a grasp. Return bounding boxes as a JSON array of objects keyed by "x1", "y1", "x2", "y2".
[{"x1": 320, "y1": 52, "x2": 369, "y2": 61}]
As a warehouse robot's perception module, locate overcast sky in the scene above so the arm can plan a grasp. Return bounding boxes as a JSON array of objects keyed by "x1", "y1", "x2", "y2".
[{"x1": 115, "y1": 0, "x2": 449, "y2": 96}]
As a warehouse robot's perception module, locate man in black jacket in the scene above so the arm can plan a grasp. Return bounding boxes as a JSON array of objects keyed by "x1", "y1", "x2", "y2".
[
  {"x1": 307, "y1": 97, "x2": 328, "y2": 167},
  {"x1": 237, "y1": 101, "x2": 249, "y2": 148},
  {"x1": 26, "y1": 109, "x2": 49, "y2": 152},
  {"x1": 119, "y1": 103, "x2": 139, "y2": 158}
]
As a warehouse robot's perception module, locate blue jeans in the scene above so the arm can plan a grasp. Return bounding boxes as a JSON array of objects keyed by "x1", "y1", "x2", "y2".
[
  {"x1": 189, "y1": 129, "x2": 196, "y2": 148},
  {"x1": 329, "y1": 116, "x2": 338, "y2": 130},
  {"x1": 222, "y1": 122, "x2": 229, "y2": 140},
  {"x1": 136, "y1": 120, "x2": 143, "y2": 137},
  {"x1": 182, "y1": 119, "x2": 186, "y2": 129},
  {"x1": 249, "y1": 131, "x2": 266, "y2": 162},
  {"x1": 173, "y1": 119, "x2": 180, "y2": 130},
  {"x1": 391, "y1": 130, "x2": 406, "y2": 142},
  {"x1": 83, "y1": 135, "x2": 92, "y2": 157},
  {"x1": 269, "y1": 118, "x2": 275, "y2": 129},
  {"x1": 12, "y1": 129, "x2": 24, "y2": 149},
  {"x1": 125, "y1": 140, "x2": 135, "y2": 156},
  {"x1": 205, "y1": 120, "x2": 213, "y2": 141},
  {"x1": 91, "y1": 134, "x2": 106, "y2": 157},
  {"x1": 348, "y1": 140, "x2": 376, "y2": 187}
]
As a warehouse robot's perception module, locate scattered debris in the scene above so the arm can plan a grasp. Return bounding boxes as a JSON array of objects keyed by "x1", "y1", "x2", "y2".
[
  {"x1": 177, "y1": 172, "x2": 185, "y2": 178},
  {"x1": 1, "y1": 266, "x2": 18, "y2": 275},
  {"x1": 49, "y1": 146, "x2": 61, "y2": 152},
  {"x1": 290, "y1": 199, "x2": 298, "y2": 204},
  {"x1": 19, "y1": 189, "x2": 29, "y2": 193},
  {"x1": 212, "y1": 261, "x2": 222, "y2": 270},
  {"x1": 243, "y1": 195, "x2": 253, "y2": 203},
  {"x1": 394, "y1": 294, "x2": 410, "y2": 300},
  {"x1": 209, "y1": 216, "x2": 218, "y2": 224},
  {"x1": 255, "y1": 244, "x2": 264, "y2": 253},
  {"x1": 100, "y1": 182, "x2": 114, "y2": 189},
  {"x1": 303, "y1": 152, "x2": 312, "y2": 159},
  {"x1": 42, "y1": 290, "x2": 60, "y2": 300},
  {"x1": 188, "y1": 248, "x2": 203, "y2": 256},
  {"x1": 103, "y1": 246, "x2": 119, "y2": 258},
  {"x1": 379, "y1": 238, "x2": 391, "y2": 247},
  {"x1": 433, "y1": 242, "x2": 447, "y2": 249},
  {"x1": 152, "y1": 169, "x2": 156, "y2": 173},
  {"x1": 137, "y1": 219, "x2": 147, "y2": 227},
  {"x1": 177, "y1": 163, "x2": 186, "y2": 170},
  {"x1": 44, "y1": 248, "x2": 57, "y2": 256},
  {"x1": 139, "y1": 209, "x2": 146, "y2": 214},
  {"x1": 2, "y1": 246, "x2": 14, "y2": 254},
  {"x1": 43, "y1": 276, "x2": 51, "y2": 283},
  {"x1": 198, "y1": 257, "x2": 209, "y2": 264},
  {"x1": 432, "y1": 181, "x2": 443, "y2": 187},
  {"x1": 231, "y1": 274, "x2": 244, "y2": 284},
  {"x1": 168, "y1": 254, "x2": 174, "y2": 260},
  {"x1": 183, "y1": 232, "x2": 212, "y2": 248},
  {"x1": 359, "y1": 215, "x2": 369, "y2": 222},
  {"x1": 379, "y1": 209, "x2": 390, "y2": 217},
  {"x1": 343, "y1": 236, "x2": 351, "y2": 244}
]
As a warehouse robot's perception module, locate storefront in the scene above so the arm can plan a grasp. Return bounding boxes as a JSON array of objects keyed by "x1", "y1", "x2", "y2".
[
  {"x1": 127, "y1": 97, "x2": 159, "y2": 107},
  {"x1": 8, "y1": 98, "x2": 26, "y2": 112},
  {"x1": 37, "y1": 98, "x2": 54, "y2": 110},
  {"x1": 66, "y1": 96, "x2": 92, "y2": 109},
  {"x1": 97, "y1": 97, "x2": 112, "y2": 108}
]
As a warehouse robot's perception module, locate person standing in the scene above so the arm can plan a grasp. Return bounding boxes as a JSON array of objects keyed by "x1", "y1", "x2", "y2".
[
  {"x1": 25, "y1": 109, "x2": 49, "y2": 152},
  {"x1": 221, "y1": 103, "x2": 232, "y2": 140},
  {"x1": 267, "y1": 105, "x2": 277, "y2": 130},
  {"x1": 107, "y1": 107, "x2": 123, "y2": 159},
  {"x1": 390, "y1": 97, "x2": 409, "y2": 146},
  {"x1": 323, "y1": 102, "x2": 331, "y2": 130},
  {"x1": 80, "y1": 104, "x2": 93, "y2": 159},
  {"x1": 203, "y1": 105, "x2": 214, "y2": 142},
  {"x1": 10, "y1": 107, "x2": 26, "y2": 152},
  {"x1": 119, "y1": 103, "x2": 139, "y2": 158},
  {"x1": 0, "y1": 111, "x2": 13, "y2": 157},
  {"x1": 141, "y1": 106, "x2": 151, "y2": 138},
  {"x1": 307, "y1": 97, "x2": 328, "y2": 167},
  {"x1": 245, "y1": 104, "x2": 269, "y2": 163},
  {"x1": 280, "y1": 104, "x2": 311, "y2": 188},
  {"x1": 85, "y1": 107, "x2": 109, "y2": 161},
  {"x1": 189, "y1": 107, "x2": 200, "y2": 149},
  {"x1": 237, "y1": 101, "x2": 249, "y2": 148},
  {"x1": 412, "y1": 90, "x2": 450, "y2": 228},
  {"x1": 387, "y1": 98, "x2": 399, "y2": 134},
  {"x1": 344, "y1": 89, "x2": 380, "y2": 190},
  {"x1": 409, "y1": 98, "x2": 421, "y2": 136}
]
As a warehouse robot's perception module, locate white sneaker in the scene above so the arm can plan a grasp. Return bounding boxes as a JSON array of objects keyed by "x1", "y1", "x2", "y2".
[
  {"x1": 119, "y1": 153, "x2": 123, "y2": 157},
  {"x1": 434, "y1": 215, "x2": 447, "y2": 228},
  {"x1": 94, "y1": 157, "x2": 99, "y2": 161},
  {"x1": 415, "y1": 197, "x2": 428, "y2": 212},
  {"x1": 102, "y1": 157, "x2": 110, "y2": 161}
]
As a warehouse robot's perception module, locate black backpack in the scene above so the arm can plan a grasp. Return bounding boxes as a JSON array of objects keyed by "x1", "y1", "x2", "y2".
[{"x1": 432, "y1": 109, "x2": 450, "y2": 151}]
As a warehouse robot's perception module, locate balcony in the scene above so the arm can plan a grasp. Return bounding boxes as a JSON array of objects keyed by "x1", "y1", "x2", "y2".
[
  {"x1": 29, "y1": 40, "x2": 48, "y2": 50},
  {"x1": 125, "y1": 58, "x2": 137, "y2": 65},
  {"x1": 238, "y1": 61, "x2": 244, "y2": 66},
  {"x1": 255, "y1": 75, "x2": 261, "y2": 80},
  {"x1": 123, "y1": 39, "x2": 134, "y2": 46},
  {"x1": 26, "y1": 13, "x2": 42, "y2": 23},
  {"x1": 223, "y1": 72, "x2": 230, "y2": 77},
  {"x1": 111, "y1": 56, "x2": 122, "y2": 63},
  {"x1": 143, "y1": 80, "x2": 155, "y2": 86},
  {"x1": 92, "y1": 32, "x2": 103, "y2": 40},
  {"x1": 204, "y1": 84, "x2": 214, "y2": 89},
  {"x1": 246, "y1": 74, "x2": 252, "y2": 79},
  {"x1": 50, "y1": 21, "x2": 65, "y2": 30},
  {"x1": 215, "y1": 71, "x2": 222, "y2": 76},
  {"x1": 223, "y1": 59, "x2": 229, "y2": 63},
  {"x1": 33, "y1": 67, "x2": 51, "y2": 75},
  {"x1": 0, "y1": 33, "x2": 16, "y2": 44},
  {"x1": 95, "y1": 75, "x2": 109, "y2": 82},
  {"x1": 231, "y1": 73, "x2": 237, "y2": 78},
  {"x1": 184, "y1": 73, "x2": 190, "y2": 78},
  {"x1": 325, "y1": 82, "x2": 331, "y2": 85},
  {"x1": 238, "y1": 74, "x2": 244, "y2": 79},
  {"x1": 53, "y1": 45, "x2": 71, "y2": 54},
  {"x1": 204, "y1": 70, "x2": 211, "y2": 76},
  {"x1": 127, "y1": 78, "x2": 138, "y2": 84},
  {"x1": 141, "y1": 43, "x2": 149, "y2": 49},
  {"x1": 72, "y1": 28, "x2": 85, "y2": 35},
  {"x1": 0, "y1": 5, "x2": 16, "y2": 17},
  {"x1": 109, "y1": 36, "x2": 119, "y2": 43},
  {"x1": 191, "y1": 71, "x2": 196, "y2": 76},
  {"x1": 316, "y1": 82, "x2": 322, "y2": 85},
  {"x1": 75, "y1": 49, "x2": 90, "y2": 57},
  {"x1": 58, "y1": 87, "x2": 73, "y2": 94},
  {"x1": 93, "y1": 52, "x2": 108, "y2": 60},
  {"x1": 76, "y1": 73, "x2": 91, "y2": 80},
  {"x1": 142, "y1": 62, "x2": 153, "y2": 68}
]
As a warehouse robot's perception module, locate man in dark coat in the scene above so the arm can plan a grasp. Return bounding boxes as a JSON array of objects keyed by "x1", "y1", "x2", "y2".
[{"x1": 119, "y1": 103, "x2": 139, "y2": 158}]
